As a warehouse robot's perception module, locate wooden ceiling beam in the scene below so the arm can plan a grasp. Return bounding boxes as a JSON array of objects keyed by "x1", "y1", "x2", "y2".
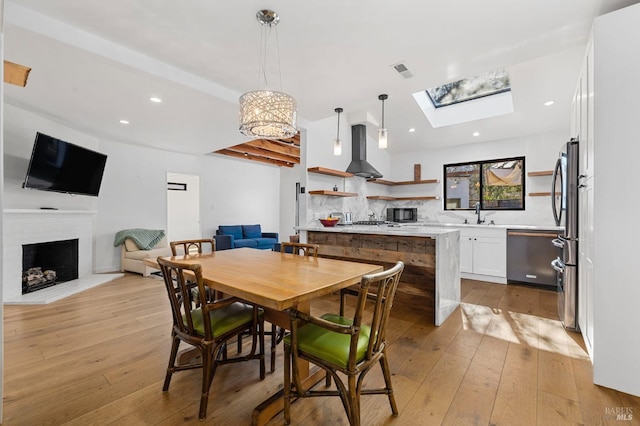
[
  {"x1": 245, "y1": 139, "x2": 300, "y2": 157},
  {"x1": 273, "y1": 133, "x2": 300, "y2": 146},
  {"x1": 214, "y1": 149, "x2": 294, "y2": 167},
  {"x1": 225, "y1": 144, "x2": 300, "y2": 164},
  {"x1": 4, "y1": 60, "x2": 31, "y2": 87}
]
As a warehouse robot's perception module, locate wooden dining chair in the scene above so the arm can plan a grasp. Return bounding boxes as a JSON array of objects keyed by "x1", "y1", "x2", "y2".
[
  {"x1": 157, "y1": 256, "x2": 265, "y2": 420},
  {"x1": 169, "y1": 238, "x2": 215, "y2": 256},
  {"x1": 280, "y1": 241, "x2": 319, "y2": 257},
  {"x1": 262, "y1": 242, "x2": 320, "y2": 372},
  {"x1": 283, "y1": 261, "x2": 405, "y2": 426},
  {"x1": 170, "y1": 239, "x2": 217, "y2": 302}
]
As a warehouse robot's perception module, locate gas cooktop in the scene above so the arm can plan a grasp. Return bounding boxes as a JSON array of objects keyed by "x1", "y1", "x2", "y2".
[{"x1": 352, "y1": 220, "x2": 387, "y2": 225}]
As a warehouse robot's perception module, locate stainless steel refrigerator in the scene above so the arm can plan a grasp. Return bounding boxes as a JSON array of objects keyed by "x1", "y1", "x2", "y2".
[{"x1": 551, "y1": 139, "x2": 579, "y2": 331}]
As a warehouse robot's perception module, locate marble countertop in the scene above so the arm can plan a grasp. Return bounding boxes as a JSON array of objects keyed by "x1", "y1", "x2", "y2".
[
  {"x1": 299, "y1": 221, "x2": 563, "y2": 236},
  {"x1": 408, "y1": 222, "x2": 563, "y2": 231},
  {"x1": 298, "y1": 225, "x2": 459, "y2": 238}
]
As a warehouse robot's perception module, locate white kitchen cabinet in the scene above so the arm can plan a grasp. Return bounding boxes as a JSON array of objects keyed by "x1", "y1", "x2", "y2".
[
  {"x1": 576, "y1": 38, "x2": 595, "y2": 358},
  {"x1": 574, "y1": 3, "x2": 640, "y2": 398},
  {"x1": 458, "y1": 227, "x2": 507, "y2": 283}
]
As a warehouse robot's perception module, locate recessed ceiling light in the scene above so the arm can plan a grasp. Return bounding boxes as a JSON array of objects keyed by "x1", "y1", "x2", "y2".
[
  {"x1": 408, "y1": 128, "x2": 416, "y2": 133},
  {"x1": 544, "y1": 100, "x2": 555, "y2": 106},
  {"x1": 149, "y1": 97, "x2": 162, "y2": 103},
  {"x1": 119, "y1": 120, "x2": 130, "y2": 124},
  {"x1": 473, "y1": 132, "x2": 480, "y2": 137}
]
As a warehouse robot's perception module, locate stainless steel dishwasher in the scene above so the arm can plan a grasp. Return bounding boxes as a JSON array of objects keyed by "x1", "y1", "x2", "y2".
[{"x1": 507, "y1": 229, "x2": 560, "y2": 290}]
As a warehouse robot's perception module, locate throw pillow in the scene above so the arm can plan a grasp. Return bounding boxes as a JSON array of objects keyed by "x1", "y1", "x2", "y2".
[
  {"x1": 219, "y1": 225, "x2": 243, "y2": 240},
  {"x1": 242, "y1": 224, "x2": 262, "y2": 239}
]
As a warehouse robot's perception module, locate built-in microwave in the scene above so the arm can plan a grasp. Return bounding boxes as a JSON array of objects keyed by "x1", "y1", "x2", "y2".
[{"x1": 387, "y1": 208, "x2": 418, "y2": 223}]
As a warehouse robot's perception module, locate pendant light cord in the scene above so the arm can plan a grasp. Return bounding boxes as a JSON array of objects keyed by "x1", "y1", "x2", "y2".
[{"x1": 257, "y1": 23, "x2": 283, "y2": 91}]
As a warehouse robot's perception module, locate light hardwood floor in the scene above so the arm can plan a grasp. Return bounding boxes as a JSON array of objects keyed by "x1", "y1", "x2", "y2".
[{"x1": 3, "y1": 274, "x2": 639, "y2": 425}]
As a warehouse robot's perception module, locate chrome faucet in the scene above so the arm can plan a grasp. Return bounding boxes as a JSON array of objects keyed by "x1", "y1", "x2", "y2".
[{"x1": 475, "y1": 202, "x2": 485, "y2": 224}]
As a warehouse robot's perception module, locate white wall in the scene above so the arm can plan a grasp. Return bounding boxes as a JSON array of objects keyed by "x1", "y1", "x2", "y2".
[
  {"x1": 303, "y1": 113, "x2": 392, "y2": 224},
  {"x1": 279, "y1": 164, "x2": 300, "y2": 241},
  {"x1": 96, "y1": 140, "x2": 281, "y2": 272},
  {"x1": 3, "y1": 104, "x2": 99, "y2": 211},
  {"x1": 0, "y1": 1, "x2": 6, "y2": 418},
  {"x1": 391, "y1": 130, "x2": 566, "y2": 226},
  {"x1": 3, "y1": 104, "x2": 282, "y2": 274},
  {"x1": 301, "y1": 111, "x2": 564, "y2": 227}
]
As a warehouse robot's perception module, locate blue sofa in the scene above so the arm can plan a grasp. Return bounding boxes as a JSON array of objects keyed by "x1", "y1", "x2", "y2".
[{"x1": 214, "y1": 224, "x2": 278, "y2": 250}]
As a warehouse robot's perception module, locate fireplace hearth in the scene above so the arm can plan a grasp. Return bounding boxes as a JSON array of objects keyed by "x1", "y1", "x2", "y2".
[{"x1": 22, "y1": 239, "x2": 79, "y2": 294}]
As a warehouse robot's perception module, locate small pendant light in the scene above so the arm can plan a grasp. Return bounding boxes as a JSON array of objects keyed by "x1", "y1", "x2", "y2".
[
  {"x1": 333, "y1": 107, "x2": 343, "y2": 156},
  {"x1": 378, "y1": 94, "x2": 388, "y2": 149}
]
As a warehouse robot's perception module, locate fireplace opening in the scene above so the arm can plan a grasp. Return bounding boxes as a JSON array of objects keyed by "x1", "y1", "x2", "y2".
[{"x1": 22, "y1": 239, "x2": 79, "y2": 294}]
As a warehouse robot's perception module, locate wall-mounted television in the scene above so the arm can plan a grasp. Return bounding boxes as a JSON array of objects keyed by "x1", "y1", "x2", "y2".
[{"x1": 22, "y1": 132, "x2": 108, "y2": 197}]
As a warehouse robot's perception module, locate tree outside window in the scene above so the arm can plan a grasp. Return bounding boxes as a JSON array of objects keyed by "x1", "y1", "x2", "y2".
[{"x1": 444, "y1": 157, "x2": 525, "y2": 210}]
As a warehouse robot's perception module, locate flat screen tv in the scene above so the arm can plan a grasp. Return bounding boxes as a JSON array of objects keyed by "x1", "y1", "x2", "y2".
[{"x1": 22, "y1": 132, "x2": 108, "y2": 197}]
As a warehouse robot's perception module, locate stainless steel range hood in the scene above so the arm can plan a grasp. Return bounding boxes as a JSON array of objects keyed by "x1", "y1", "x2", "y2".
[{"x1": 346, "y1": 124, "x2": 382, "y2": 178}]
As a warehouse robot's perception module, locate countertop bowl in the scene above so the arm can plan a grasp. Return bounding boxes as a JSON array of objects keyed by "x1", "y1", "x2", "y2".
[{"x1": 319, "y1": 218, "x2": 340, "y2": 227}]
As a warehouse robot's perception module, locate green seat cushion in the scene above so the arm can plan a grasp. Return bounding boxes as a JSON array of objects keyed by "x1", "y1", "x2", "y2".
[
  {"x1": 184, "y1": 302, "x2": 259, "y2": 338},
  {"x1": 285, "y1": 313, "x2": 371, "y2": 368}
]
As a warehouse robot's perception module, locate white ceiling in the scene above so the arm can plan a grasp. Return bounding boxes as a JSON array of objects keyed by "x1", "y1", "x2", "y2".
[{"x1": 4, "y1": 1, "x2": 639, "y2": 156}]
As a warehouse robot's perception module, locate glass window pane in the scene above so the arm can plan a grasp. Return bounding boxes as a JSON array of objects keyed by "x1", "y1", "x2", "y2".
[
  {"x1": 445, "y1": 164, "x2": 480, "y2": 209},
  {"x1": 444, "y1": 157, "x2": 524, "y2": 211},
  {"x1": 427, "y1": 68, "x2": 511, "y2": 108},
  {"x1": 482, "y1": 159, "x2": 524, "y2": 209}
]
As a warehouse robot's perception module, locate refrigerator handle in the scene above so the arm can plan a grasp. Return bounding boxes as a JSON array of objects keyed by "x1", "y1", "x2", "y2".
[
  {"x1": 551, "y1": 258, "x2": 565, "y2": 273},
  {"x1": 551, "y1": 158, "x2": 563, "y2": 226}
]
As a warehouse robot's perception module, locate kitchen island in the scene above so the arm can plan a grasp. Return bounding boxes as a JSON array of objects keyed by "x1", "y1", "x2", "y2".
[{"x1": 297, "y1": 225, "x2": 460, "y2": 326}]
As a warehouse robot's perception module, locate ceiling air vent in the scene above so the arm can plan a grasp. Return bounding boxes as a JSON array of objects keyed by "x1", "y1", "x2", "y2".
[{"x1": 392, "y1": 62, "x2": 413, "y2": 79}]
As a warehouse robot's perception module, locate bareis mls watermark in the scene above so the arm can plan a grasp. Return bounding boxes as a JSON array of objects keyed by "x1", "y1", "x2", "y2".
[{"x1": 606, "y1": 407, "x2": 633, "y2": 421}]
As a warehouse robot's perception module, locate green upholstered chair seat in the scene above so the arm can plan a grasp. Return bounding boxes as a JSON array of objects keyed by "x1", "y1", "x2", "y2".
[
  {"x1": 285, "y1": 313, "x2": 371, "y2": 368},
  {"x1": 184, "y1": 302, "x2": 260, "y2": 338}
]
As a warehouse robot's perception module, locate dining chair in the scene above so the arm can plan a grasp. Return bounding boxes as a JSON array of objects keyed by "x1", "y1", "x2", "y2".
[
  {"x1": 283, "y1": 261, "x2": 405, "y2": 426},
  {"x1": 280, "y1": 241, "x2": 319, "y2": 257},
  {"x1": 157, "y1": 256, "x2": 265, "y2": 420},
  {"x1": 263, "y1": 242, "x2": 320, "y2": 372},
  {"x1": 169, "y1": 238, "x2": 215, "y2": 256},
  {"x1": 170, "y1": 239, "x2": 217, "y2": 303}
]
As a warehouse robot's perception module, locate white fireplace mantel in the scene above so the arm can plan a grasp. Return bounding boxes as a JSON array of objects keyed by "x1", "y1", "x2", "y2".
[{"x1": 2, "y1": 209, "x2": 122, "y2": 304}]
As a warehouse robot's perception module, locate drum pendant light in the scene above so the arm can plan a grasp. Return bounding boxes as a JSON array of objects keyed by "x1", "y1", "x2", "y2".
[{"x1": 239, "y1": 10, "x2": 297, "y2": 140}]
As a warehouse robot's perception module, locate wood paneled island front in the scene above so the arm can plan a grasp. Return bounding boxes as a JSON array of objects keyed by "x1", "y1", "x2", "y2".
[{"x1": 298, "y1": 226, "x2": 460, "y2": 325}]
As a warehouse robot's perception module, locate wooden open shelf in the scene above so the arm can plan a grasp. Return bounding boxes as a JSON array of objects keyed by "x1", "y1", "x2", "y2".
[
  {"x1": 308, "y1": 190, "x2": 357, "y2": 197},
  {"x1": 529, "y1": 192, "x2": 552, "y2": 197},
  {"x1": 367, "y1": 195, "x2": 440, "y2": 201},
  {"x1": 307, "y1": 167, "x2": 353, "y2": 178},
  {"x1": 527, "y1": 170, "x2": 553, "y2": 177},
  {"x1": 367, "y1": 178, "x2": 439, "y2": 186}
]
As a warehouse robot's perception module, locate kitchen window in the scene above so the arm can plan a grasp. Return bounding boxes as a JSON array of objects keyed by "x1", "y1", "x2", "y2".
[{"x1": 444, "y1": 157, "x2": 525, "y2": 210}]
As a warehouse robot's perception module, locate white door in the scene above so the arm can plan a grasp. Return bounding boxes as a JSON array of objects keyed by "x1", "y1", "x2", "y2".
[{"x1": 166, "y1": 172, "x2": 201, "y2": 243}]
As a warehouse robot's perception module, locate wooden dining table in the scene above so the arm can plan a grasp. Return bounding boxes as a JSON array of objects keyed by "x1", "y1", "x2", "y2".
[{"x1": 147, "y1": 247, "x2": 382, "y2": 425}]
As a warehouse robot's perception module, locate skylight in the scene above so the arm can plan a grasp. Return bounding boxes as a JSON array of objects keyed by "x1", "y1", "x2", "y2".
[
  {"x1": 412, "y1": 68, "x2": 514, "y2": 128},
  {"x1": 426, "y1": 68, "x2": 511, "y2": 108}
]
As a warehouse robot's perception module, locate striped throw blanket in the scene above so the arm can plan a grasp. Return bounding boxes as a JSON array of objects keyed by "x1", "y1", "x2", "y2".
[{"x1": 113, "y1": 228, "x2": 165, "y2": 250}]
